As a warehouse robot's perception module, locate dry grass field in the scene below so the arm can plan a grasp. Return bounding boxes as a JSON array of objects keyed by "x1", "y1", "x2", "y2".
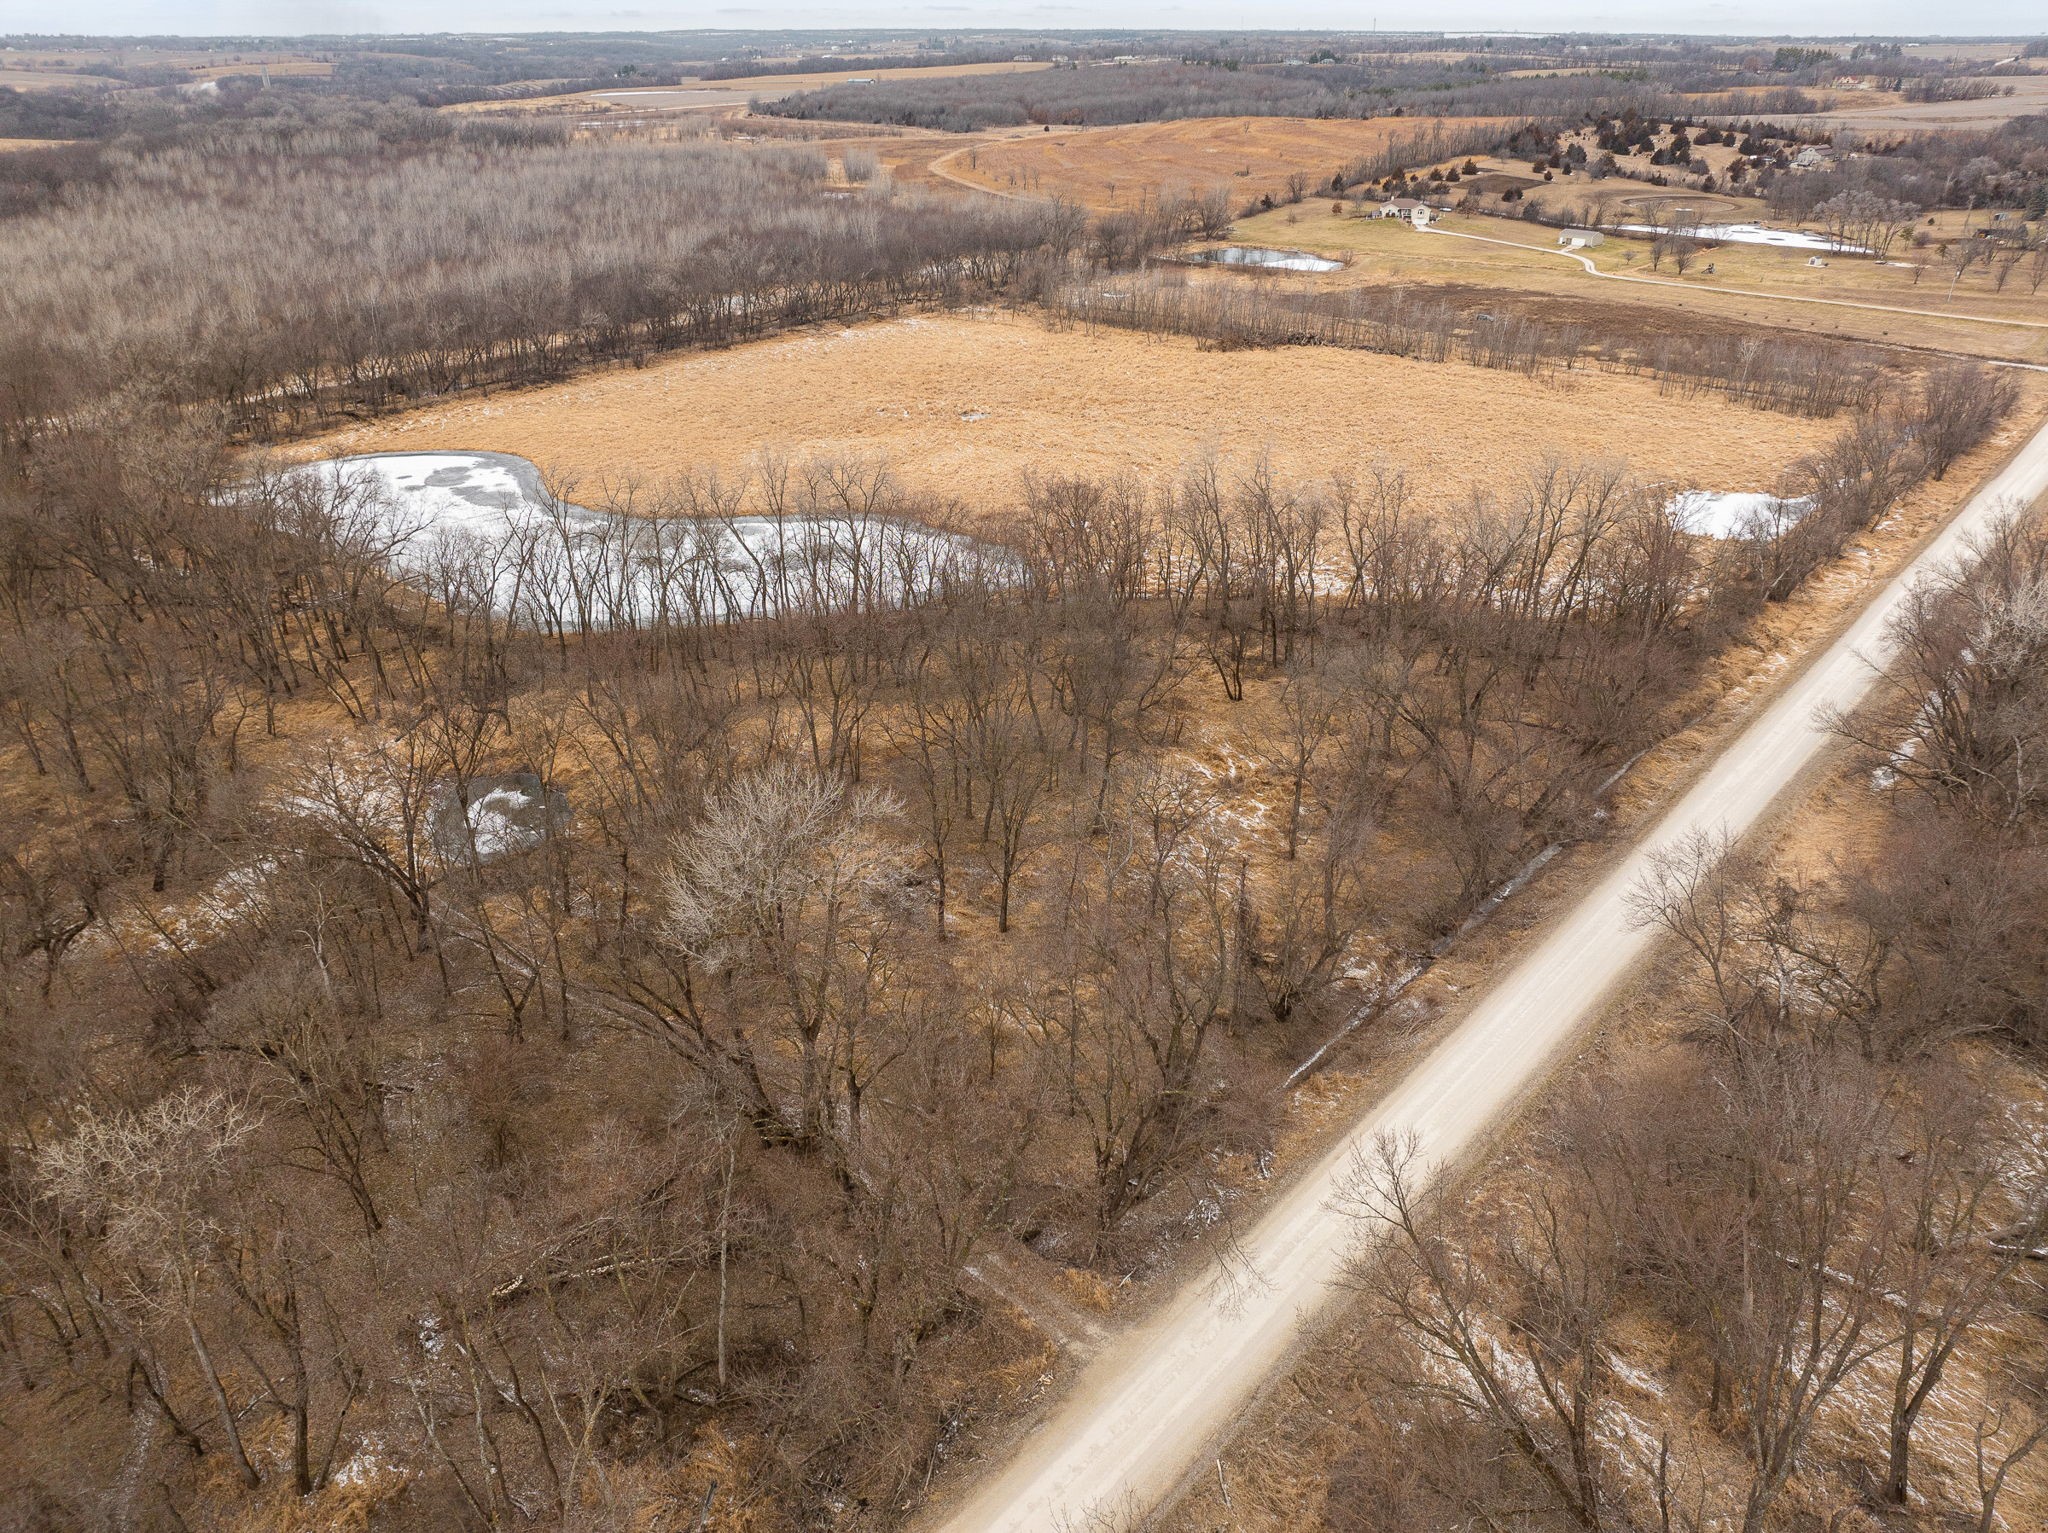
[
  {"x1": 679, "y1": 59, "x2": 1053, "y2": 94},
  {"x1": 296, "y1": 309, "x2": 1840, "y2": 516},
  {"x1": 0, "y1": 46, "x2": 333, "y2": 89},
  {"x1": 935, "y1": 115, "x2": 1514, "y2": 211},
  {"x1": 1228, "y1": 205, "x2": 2048, "y2": 362},
  {"x1": 0, "y1": 67, "x2": 122, "y2": 92},
  {"x1": 184, "y1": 57, "x2": 334, "y2": 81},
  {"x1": 1762, "y1": 72, "x2": 2048, "y2": 131},
  {"x1": 447, "y1": 60, "x2": 1053, "y2": 116},
  {"x1": 1899, "y1": 40, "x2": 2035, "y2": 62},
  {"x1": 1487, "y1": 159, "x2": 1760, "y2": 225}
]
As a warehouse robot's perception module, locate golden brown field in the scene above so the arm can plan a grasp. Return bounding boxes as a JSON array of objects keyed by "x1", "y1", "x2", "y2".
[
  {"x1": 184, "y1": 58, "x2": 334, "y2": 80},
  {"x1": 446, "y1": 60, "x2": 1052, "y2": 116},
  {"x1": 1765, "y1": 72, "x2": 2048, "y2": 130},
  {"x1": 934, "y1": 115, "x2": 1514, "y2": 210},
  {"x1": 0, "y1": 46, "x2": 333, "y2": 90},
  {"x1": 297, "y1": 310, "x2": 1838, "y2": 514},
  {"x1": 0, "y1": 68, "x2": 122, "y2": 92}
]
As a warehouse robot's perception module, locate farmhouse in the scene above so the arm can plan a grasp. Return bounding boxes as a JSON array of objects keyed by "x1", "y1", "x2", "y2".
[{"x1": 1378, "y1": 196, "x2": 1435, "y2": 227}]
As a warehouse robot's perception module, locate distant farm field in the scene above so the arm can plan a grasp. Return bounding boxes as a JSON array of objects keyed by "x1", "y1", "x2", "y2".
[
  {"x1": 1759, "y1": 72, "x2": 2048, "y2": 131},
  {"x1": 184, "y1": 58, "x2": 334, "y2": 80},
  {"x1": 447, "y1": 59, "x2": 1052, "y2": 116},
  {"x1": 0, "y1": 68, "x2": 122, "y2": 92},
  {"x1": 1228, "y1": 206, "x2": 2048, "y2": 363},
  {"x1": 936, "y1": 115, "x2": 1514, "y2": 210},
  {"x1": 299, "y1": 310, "x2": 1838, "y2": 516}
]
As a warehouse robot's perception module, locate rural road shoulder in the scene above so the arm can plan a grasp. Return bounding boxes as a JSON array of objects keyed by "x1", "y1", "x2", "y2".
[{"x1": 924, "y1": 412, "x2": 2048, "y2": 1533}]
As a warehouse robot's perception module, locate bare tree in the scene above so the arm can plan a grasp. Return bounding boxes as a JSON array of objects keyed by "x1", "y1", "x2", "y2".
[
  {"x1": 1917, "y1": 360, "x2": 2019, "y2": 481},
  {"x1": 662, "y1": 760, "x2": 903, "y2": 1156},
  {"x1": 36, "y1": 1089, "x2": 269, "y2": 1491},
  {"x1": 1874, "y1": 1068, "x2": 2026, "y2": 1504},
  {"x1": 1255, "y1": 665, "x2": 1341, "y2": 860},
  {"x1": 1343, "y1": 1134, "x2": 1624, "y2": 1531}
]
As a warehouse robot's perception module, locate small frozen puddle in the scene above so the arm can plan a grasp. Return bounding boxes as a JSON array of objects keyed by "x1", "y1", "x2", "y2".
[
  {"x1": 1183, "y1": 245, "x2": 1343, "y2": 272},
  {"x1": 288, "y1": 451, "x2": 1003, "y2": 628},
  {"x1": 432, "y1": 772, "x2": 570, "y2": 862},
  {"x1": 1614, "y1": 222, "x2": 1869, "y2": 254},
  {"x1": 1666, "y1": 489, "x2": 1814, "y2": 540}
]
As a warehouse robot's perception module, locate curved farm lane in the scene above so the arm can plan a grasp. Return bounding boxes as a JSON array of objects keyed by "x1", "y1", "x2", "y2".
[
  {"x1": 1422, "y1": 221, "x2": 2048, "y2": 333},
  {"x1": 926, "y1": 139, "x2": 1042, "y2": 201},
  {"x1": 924, "y1": 414, "x2": 2048, "y2": 1533}
]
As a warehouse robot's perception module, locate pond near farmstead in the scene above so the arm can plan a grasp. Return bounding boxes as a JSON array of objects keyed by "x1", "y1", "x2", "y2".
[{"x1": 1182, "y1": 245, "x2": 1344, "y2": 272}]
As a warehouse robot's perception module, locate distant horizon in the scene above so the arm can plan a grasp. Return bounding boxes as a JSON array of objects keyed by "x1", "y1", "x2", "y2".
[{"x1": 3, "y1": 7, "x2": 2043, "y2": 45}]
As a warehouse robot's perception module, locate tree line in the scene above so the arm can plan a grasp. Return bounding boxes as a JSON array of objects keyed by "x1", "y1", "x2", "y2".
[
  {"x1": 761, "y1": 60, "x2": 1820, "y2": 134},
  {"x1": 1049, "y1": 268, "x2": 1885, "y2": 418}
]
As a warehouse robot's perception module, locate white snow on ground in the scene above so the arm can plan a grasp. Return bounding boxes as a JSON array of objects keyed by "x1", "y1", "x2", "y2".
[
  {"x1": 1872, "y1": 681, "x2": 1955, "y2": 790},
  {"x1": 152, "y1": 859, "x2": 277, "y2": 950},
  {"x1": 1665, "y1": 489, "x2": 1814, "y2": 540},
  {"x1": 1871, "y1": 735, "x2": 1920, "y2": 790},
  {"x1": 1604, "y1": 1351, "x2": 1666, "y2": 1399},
  {"x1": 291, "y1": 452, "x2": 1001, "y2": 628},
  {"x1": 330, "y1": 1438, "x2": 404, "y2": 1490},
  {"x1": 80, "y1": 857, "x2": 283, "y2": 958},
  {"x1": 1614, "y1": 221, "x2": 1870, "y2": 253}
]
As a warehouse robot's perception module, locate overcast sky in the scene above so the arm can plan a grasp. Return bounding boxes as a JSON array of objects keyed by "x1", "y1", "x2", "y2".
[{"x1": 6, "y1": 2, "x2": 2044, "y2": 39}]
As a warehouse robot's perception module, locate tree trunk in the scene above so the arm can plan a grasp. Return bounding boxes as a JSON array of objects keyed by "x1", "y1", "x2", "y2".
[{"x1": 186, "y1": 1315, "x2": 259, "y2": 1490}]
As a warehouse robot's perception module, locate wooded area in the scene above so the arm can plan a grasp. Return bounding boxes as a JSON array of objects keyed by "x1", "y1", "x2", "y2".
[
  {"x1": 0, "y1": 107, "x2": 1054, "y2": 444},
  {"x1": 3, "y1": 22, "x2": 2045, "y2": 1529},
  {"x1": 0, "y1": 346, "x2": 2013, "y2": 1524},
  {"x1": 1305, "y1": 511, "x2": 2048, "y2": 1533}
]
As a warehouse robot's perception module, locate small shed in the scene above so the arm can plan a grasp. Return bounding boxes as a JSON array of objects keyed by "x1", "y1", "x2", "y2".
[{"x1": 1558, "y1": 228, "x2": 1605, "y2": 249}]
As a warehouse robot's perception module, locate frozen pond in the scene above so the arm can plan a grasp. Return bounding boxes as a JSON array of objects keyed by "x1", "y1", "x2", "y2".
[
  {"x1": 1614, "y1": 221, "x2": 1870, "y2": 254},
  {"x1": 1183, "y1": 246, "x2": 1343, "y2": 272},
  {"x1": 1666, "y1": 489, "x2": 1814, "y2": 540},
  {"x1": 289, "y1": 452, "x2": 1003, "y2": 629}
]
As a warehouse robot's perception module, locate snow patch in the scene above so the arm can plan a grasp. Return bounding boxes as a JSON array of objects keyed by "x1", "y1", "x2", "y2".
[
  {"x1": 1615, "y1": 221, "x2": 1870, "y2": 253},
  {"x1": 1665, "y1": 489, "x2": 1814, "y2": 541}
]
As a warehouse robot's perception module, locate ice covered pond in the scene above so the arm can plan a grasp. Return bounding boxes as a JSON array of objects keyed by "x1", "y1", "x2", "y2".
[
  {"x1": 1666, "y1": 489, "x2": 1814, "y2": 540},
  {"x1": 1614, "y1": 221, "x2": 1870, "y2": 254},
  {"x1": 431, "y1": 772, "x2": 570, "y2": 863},
  {"x1": 289, "y1": 452, "x2": 1006, "y2": 629},
  {"x1": 1183, "y1": 246, "x2": 1344, "y2": 272}
]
